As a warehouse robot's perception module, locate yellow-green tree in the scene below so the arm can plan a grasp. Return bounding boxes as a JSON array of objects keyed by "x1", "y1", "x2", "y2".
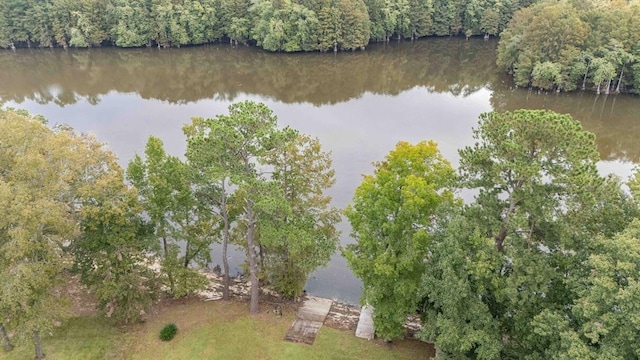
[
  {"x1": 0, "y1": 109, "x2": 115, "y2": 357},
  {"x1": 344, "y1": 140, "x2": 458, "y2": 340}
]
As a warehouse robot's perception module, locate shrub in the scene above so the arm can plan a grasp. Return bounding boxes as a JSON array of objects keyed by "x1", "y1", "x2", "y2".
[{"x1": 159, "y1": 323, "x2": 178, "y2": 341}]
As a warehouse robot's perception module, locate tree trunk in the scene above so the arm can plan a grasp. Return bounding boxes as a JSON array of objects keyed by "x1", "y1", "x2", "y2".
[
  {"x1": 162, "y1": 237, "x2": 168, "y2": 256},
  {"x1": 582, "y1": 62, "x2": 590, "y2": 90},
  {"x1": 34, "y1": 330, "x2": 44, "y2": 359},
  {"x1": 495, "y1": 183, "x2": 522, "y2": 252},
  {"x1": 246, "y1": 199, "x2": 260, "y2": 314},
  {"x1": 221, "y1": 184, "x2": 231, "y2": 301},
  {"x1": 615, "y1": 67, "x2": 624, "y2": 93},
  {"x1": 163, "y1": 236, "x2": 175, "y2": 293},
  {"x1": 0, "y1": 324, "x2": 13, "y2": 351},
  {"x1": 184, "y1": 242, "x2": 190, "y2": 268},
  {"x1": 596, "y1": 82, "x2": 601, "y2": 95},
  {"x1": 605, "y1": 78, "x2": 612, "y2": 95}
]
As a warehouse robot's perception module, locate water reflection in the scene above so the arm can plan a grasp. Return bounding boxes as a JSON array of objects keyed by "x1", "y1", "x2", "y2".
[
  {"x1": 2, "y1": 38, "x2": 638, "y2": 303},
  {"x1": 0, "y1": 38, "x2": 497, "y2": 107},
  {"x1": 490, "y1": 86, "x2": 640, "y2": 162}
]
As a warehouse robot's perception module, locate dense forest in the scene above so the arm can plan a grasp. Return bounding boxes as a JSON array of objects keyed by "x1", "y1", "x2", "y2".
[
  {"x1": 0, "y1": 0, "x2": 536, "y2": 51},
  {"x1": 3, "y1": 0, "x2": 640, "y2": 93},
  {"x1": 497, "y1": 0, "x2": 640, "y2": 94}
]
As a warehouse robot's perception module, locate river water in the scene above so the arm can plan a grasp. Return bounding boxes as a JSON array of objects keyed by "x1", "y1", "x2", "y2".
[{"x1": 1, "y1": 38, "x2": 638, "y2": 304}]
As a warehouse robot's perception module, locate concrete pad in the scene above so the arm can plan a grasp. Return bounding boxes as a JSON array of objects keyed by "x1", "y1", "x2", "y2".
[
  {"x1": 355, "y1": 305, "x2": 375, "y2": 340},
  {"x1": 284, "y1": 295, "x2": 334, "y2": 345}
]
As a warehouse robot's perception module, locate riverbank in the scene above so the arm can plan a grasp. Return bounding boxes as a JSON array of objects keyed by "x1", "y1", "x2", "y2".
[
  {"x1": 1, "y1": 272, "x2": 433, "y2": 359},
  {"x1": 195, "y1": 269, "x2": 423, "y2": 338}
]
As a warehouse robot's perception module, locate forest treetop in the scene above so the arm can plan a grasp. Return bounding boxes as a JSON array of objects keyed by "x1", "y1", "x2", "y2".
[
  {"x1": 0, "y1": 0, "x2": 536, "y2": 51},
  {"x1": 497, "y1": 0, "x2": 640, "y2": 94}
]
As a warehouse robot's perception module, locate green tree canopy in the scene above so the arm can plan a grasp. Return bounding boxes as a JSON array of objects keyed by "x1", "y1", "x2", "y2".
[
  {"x1": 344, "y1": 140, "x2": 458, "y2": 340},
  {"x1": 0, "y1": 108, "x2": 148, "y2": 357},
  {"x1": 418, "y1": 109, "x2": 638, "y2": 358}
]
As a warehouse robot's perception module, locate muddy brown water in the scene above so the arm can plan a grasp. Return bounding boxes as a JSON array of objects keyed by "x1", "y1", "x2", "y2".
[{"x1": 2, "y1": 38, "x2": 638, "y2": 304}]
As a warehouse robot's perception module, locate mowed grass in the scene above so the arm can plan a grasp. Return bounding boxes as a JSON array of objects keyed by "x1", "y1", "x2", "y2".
[{"x1": 1, "y1": 299, "x2": 434, "y2": 360}]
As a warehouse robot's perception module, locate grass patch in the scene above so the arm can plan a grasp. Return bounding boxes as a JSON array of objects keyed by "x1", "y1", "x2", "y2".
[
  {"x1": 1, "y1": 299, "x2": 433, "y2": 360},
  {"x1": 1, "y1": 316, "x2": 127, "y2": 360}
]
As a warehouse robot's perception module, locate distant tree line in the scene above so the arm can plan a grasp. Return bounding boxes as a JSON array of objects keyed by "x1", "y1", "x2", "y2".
[
  {"x1": 497, "y1": 0, "x2": 640, "y2": 94},
  {"x1": 0, "y1": 0, "x2": 537, "y2": 51}
]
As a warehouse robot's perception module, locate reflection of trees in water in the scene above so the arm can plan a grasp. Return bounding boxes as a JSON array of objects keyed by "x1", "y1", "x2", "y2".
[
  {"x1": 490, "y1": 84, "x2": 640, "y2": 162},
  {"x1": 0, "y1": 38, "x2": 498, "y2": 107},
  {"x1": 4, "y1": 38, "x2": 636, "y2": 163}
]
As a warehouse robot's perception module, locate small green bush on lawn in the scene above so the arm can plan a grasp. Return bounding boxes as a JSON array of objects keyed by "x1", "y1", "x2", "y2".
[{"x1": 159, "y1": 323, "x2": 178, "y2": 342}]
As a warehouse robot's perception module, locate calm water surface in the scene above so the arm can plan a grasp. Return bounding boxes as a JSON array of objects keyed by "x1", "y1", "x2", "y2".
[{"x1": 2, "y1": 38, "x2": 638, "y2": 304}]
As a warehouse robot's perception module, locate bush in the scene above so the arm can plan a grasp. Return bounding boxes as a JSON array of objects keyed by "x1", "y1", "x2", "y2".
[{"x1": 159, "y1": 323, "x2": 178, "y2": 341}]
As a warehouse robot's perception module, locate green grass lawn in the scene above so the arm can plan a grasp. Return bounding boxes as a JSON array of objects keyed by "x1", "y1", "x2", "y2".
[{"x1": 1, "y1": 299, "x2": 433, "y2": 360}]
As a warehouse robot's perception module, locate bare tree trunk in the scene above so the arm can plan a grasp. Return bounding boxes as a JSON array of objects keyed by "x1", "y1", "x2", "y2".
[
  {"x1": 605, "y1": 78, "x2": 612, "y2": 95},
  {"x1": 615, "y1": 67, "x2": 624, "y2": 93},
  {"x1": 221, "y1": 183, "x2": 231, "y2": 301},
  {"x1": 34, "y1": 330, "x2": 44, "y2": 359},
  {"x1": 495, "y1": 180, "x2": 523, "y2": 252},
  {"x1": 582, "y1": 62, "x2": 590, "y2": 90},
  {"x1": 246, "y1": 199, "x2": 260, "y2": 314},
  {"x1": 0, "y1": 324, "x2": 13, "y2": 351},
  {"x1": 163, "y1": 236, "x2": 175, "y2": 293},
  {"x1": 162, "y1": 237, "x2": 168, "y2": 257},
  {"x1": 184, "y1": 242, "x2": 191, "y2": 268}
]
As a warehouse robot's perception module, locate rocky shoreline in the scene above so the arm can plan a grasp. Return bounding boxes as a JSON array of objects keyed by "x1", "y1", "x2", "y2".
[{"x1": 195, "y1": 269, "x2": 422, "y2": 338}]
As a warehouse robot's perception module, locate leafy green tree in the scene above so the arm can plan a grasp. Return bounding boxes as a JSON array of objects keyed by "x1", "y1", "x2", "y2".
[
  {"x1": 70, "y1": 0, "x2": 111, "y2": 47},
  {"x1": 2, "y1": 0, "x2": 30, "y2": 47},
  {"x1": 345, "y1": 140, "x2": 457, "y2": 340},
  {"x1": 591, "y1": 57, "x2": 616, "y2": 95},
  {"x1": 316, "y1": 0, "x2": 342, "y2": 51},
  {"x1": 251, "y1": 0, "x2": 319, "y2": 52},
  {"x1": 531, "y1": 219, "x2": 640, "y2": 359},
  {"x1": 24, "y1": 0, "x2": 54, "y2": 47},
  {"x1": 183, "y1": 0, "x2": 222, "y2": 44},
  {"x1": 108, "y1": 0, "x2": 151, "y2": 47},
  {"x1": 479, "y1": 7, "x2": 499, "y2": 37},
  {"x1": 336, "y1": 0, "x2": 370, "y2": 50},
  {"x1": 0, "y1": 109, "x2": 75, "y2": 359},
  {"x1": 150, "y1": 0, "x2": 190, "y2": 47},
  {"x1": 184, "y1": 101, "x2": 284, "y2": 314},
  {"x1": 75, "y1": 184, "x2": 160, "y2": 324},
  {"x1": 407, "y1": 0, "x2": 432, "y2": 40},
  {"x1": 220, "y1": 0, "x2": 250, "y2": 44},
  {"x1": 183, "y1": 119, "x2": 236, "y2": 301},
  {"x1": 531, "y1": 61, "x2": 561, "y2": 91},
  {"x1": 430, "y1": 0, "x2": 458, "y2": 36},
  {"x1": 127, "y1": 137, "x2": 211, "y2": 298},
  {"x1": 497, "y1": 0, "x2": 640, "y2": 92},
  {"x1": 0, "y1": 109, "x2": 128, "y2": 358},
  {"x1": 261, "y1": 133, "x2": 341, "y2": 297},
  {"x1": 418, "y1": 110, "x2": 636, "y2": 358},
  {"x1": 0, "y1": 1, "x2": 11, "y2": 47},
  {"x1": 381, "y1": 0, "x2": 411, "y2": 41},
  {"x1": 419, "y1": 212, "x2": 503, "y2": 359},
  {"x1": 363, "y1": 0, "x2": 386, "y2": 41}
]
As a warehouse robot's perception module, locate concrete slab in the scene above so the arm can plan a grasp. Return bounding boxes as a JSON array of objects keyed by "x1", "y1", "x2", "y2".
[
  {"x1": 284, "y1": 295, "x2": 334, "y2": 345},
  {"x1": 298, "y1": 296, "x2": 333, "y2": 322},
  {"x1": 355, "y1": 305, "x2": 375, "y2": 340}
]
